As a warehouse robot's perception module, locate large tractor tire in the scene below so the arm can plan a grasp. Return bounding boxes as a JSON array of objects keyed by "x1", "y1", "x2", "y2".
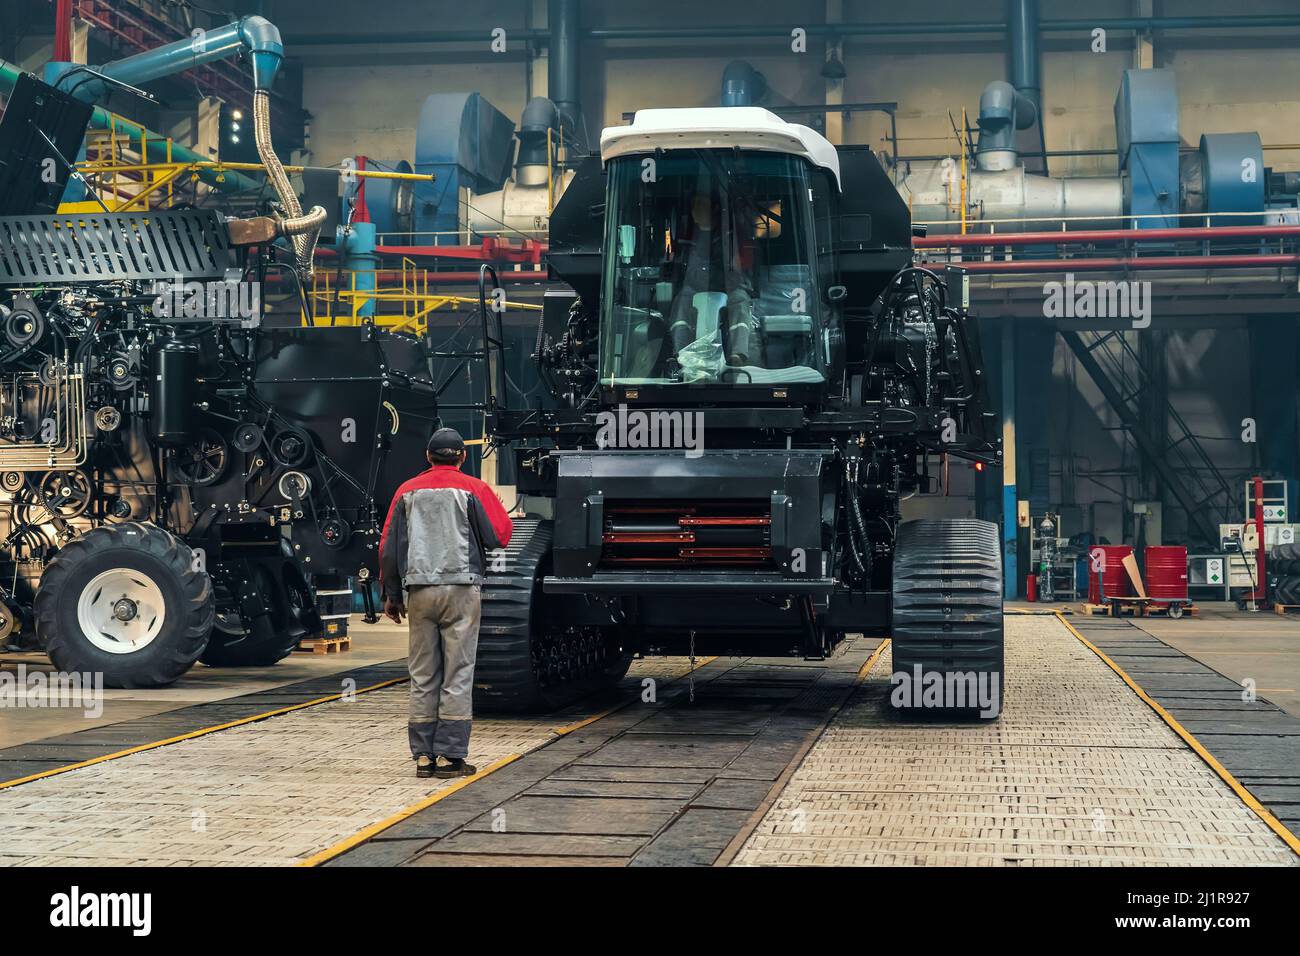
[
  {"x1": 200, "y1": 559, "x2": 319, "y2": 667},
  {"x1": 890, "y1": 518, "x2": 1004, "y2": 719},
  {"x1": 36, "y1": 522, "x2": 214, "y2": 688},
  {"x1": 1274, "y1": 575, "x2": 1300, "y2": 606},
  {"x1": 475, "y1": 519, "x2": 631, "y2": 713},
  {"x1": 1270, "y1": 543, "x2": 1300, "y2": 577}
]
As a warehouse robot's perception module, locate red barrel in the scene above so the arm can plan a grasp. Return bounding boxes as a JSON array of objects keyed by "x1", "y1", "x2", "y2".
[
  {"x1": 1088, "y1": 545, "x2": 1134, "y2": 603},
  {"x1": 1026, "y1": 574, "x2": 1038, "y2": 602},
  {"x1": 1145, "y1": 546, "x2": 1188, "y2": 601}
]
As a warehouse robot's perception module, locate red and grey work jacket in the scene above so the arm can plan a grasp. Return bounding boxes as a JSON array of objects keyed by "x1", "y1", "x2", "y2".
[{"x1": 378, "y1": 465, "x2": 513, "y2": 600}]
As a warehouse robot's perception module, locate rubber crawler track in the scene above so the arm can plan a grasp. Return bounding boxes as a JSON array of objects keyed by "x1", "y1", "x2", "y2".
[{"x1": 890, "y1": 518, "x2": 1005, "y2": 716}]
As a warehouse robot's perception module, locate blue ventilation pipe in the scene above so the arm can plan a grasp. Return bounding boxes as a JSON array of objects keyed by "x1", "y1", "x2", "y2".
[{"x1": 46, "y1": 15, "x2": 284, "y2": 99}]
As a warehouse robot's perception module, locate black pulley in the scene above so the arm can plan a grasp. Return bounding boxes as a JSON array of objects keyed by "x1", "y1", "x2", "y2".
[
  {"x1": 106, "y1": 354, "x2": 136, "y2": 391},
  {"x1": 37, "y1": 358, "x2": 60, "y2": 386},
  {"x1": 270, "y1": 426, "x2": 314, "y2": 467},
  {"x1": 319, "y1": 516, "x2": 351, "y2": 549},
  {"x1": 232, "y1": 422, "x2": 264, "y2": 453},
  {"x1": 5, "y1": 295, "x2": 44, "y2": 347},
  {"x1": 173, "y1": 430, "x2": 229, "y2": 486}
]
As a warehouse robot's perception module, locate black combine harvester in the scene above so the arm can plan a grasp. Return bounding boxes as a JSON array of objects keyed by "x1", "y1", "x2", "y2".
[
  {"x1": 474, "y1": 107, "x2": 1005, "y2": 716},
  {"x1": 0, "y1": 73, "x2": 435, "y2": 686}
]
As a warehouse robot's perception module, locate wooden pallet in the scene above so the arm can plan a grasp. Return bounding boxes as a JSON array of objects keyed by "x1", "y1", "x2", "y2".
[
  {"x1": 1275, "y1": 604, "x2": 1300, "y2": 616},
  {"x1": 1080, "y1": 600, "x2": 1196, "y2": 618},
  {"x1": 296, "y1": 635, "x2": 352, "y2": 655}
]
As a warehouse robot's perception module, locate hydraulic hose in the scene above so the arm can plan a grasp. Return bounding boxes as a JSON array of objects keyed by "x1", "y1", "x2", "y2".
[{"x1": 253, "y1": 90, "x2": 323, "y2": 277}]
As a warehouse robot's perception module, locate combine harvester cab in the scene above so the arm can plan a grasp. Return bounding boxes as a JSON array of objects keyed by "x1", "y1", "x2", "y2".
[{"x1": 480, "y1": 106, "x2": 1005, "y2": 717}]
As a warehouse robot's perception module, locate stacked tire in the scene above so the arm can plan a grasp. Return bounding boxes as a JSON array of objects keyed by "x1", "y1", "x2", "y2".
[{"x1": 1273, "y1": 543, "x2": 1300, "y2": 606}]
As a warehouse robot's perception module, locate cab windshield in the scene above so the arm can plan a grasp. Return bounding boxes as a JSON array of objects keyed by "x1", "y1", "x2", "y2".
[{"x1": 600, "y1": 150, "x2": 826, "y2": 386}]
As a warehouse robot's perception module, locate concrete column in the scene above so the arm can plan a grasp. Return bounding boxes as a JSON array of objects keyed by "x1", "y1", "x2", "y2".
[{"x1": 70, "y1": 18, "x2": 90, "y2": 65}]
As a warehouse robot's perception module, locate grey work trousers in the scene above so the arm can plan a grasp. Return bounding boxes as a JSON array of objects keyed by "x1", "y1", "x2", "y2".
[{"x1": 406, "y1": 583, "x2": 481, "y2": 760}]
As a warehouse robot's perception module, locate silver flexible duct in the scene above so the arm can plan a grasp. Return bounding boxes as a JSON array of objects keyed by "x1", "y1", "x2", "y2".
[
  {"x1": 277, "y1": 205, "x2": 328, "y2": 236},
  {"x1": 253, "y1": 90, "x2": 323, "y2": 276}
]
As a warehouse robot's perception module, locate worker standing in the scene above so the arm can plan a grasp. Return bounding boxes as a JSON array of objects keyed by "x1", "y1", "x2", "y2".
[{"x1": 379, "y1": 428, "x2": 513, "y2": 779}]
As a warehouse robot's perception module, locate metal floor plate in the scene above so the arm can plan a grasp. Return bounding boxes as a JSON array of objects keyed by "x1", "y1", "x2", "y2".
[{"x1": 733, "y1": 615, "x2": 1299, "y2": 866}]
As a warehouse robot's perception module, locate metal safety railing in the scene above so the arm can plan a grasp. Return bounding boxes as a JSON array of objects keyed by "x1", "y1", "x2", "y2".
[{"x1": 306, "y1": 262, "x2": 540, "y2": 329}]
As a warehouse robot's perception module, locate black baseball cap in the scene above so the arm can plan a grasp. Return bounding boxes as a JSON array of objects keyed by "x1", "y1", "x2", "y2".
[{"x1": 427, "y1": 427, "x2": 466, "y2": 454}]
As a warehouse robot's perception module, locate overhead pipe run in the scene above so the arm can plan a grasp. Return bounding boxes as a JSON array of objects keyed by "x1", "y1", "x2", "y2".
[
  {"x1": 287, "y1": 14, "x2": 1300, "y2": 45},
  {"x1": 1006, "y1": 0, "x2": 1046, "y2": 174},
  {"x1": 548, "y1": 0, "x2": 582, "y2": 149},
  {"x1": 914, "y1": 224, "x2": 1300, "y2": 248},
  {"x1": 1007, "y1": 0, "x2": 1040, "y2": 119},
  {"x1": 49, "y1": 15, "x2": 285, "y2": 101},
  {"x1": 0, "y1": 57, "x2": 260, "y2": 194},
  {"x1": 45, "y1": 15, "x2": 322, "y2": 275},
  {"x1": 919, "y1": 254, "x2": 1300, "y2": 274},
  {"x1": 974, "y1": 80, "x2": 1036, "y2": 171},
  {"x1": 465, "y1": 97, "x2": 574, "y2": 239}
]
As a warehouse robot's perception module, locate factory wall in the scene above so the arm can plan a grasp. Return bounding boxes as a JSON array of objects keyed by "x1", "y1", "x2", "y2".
[{"x1": 276, "y1": 0, "x2": 1300, "y2": 178}]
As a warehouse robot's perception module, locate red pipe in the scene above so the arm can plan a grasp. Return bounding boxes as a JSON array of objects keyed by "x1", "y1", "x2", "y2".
[
  {"x1": 270, "y1": 269, "x2": 545, "y2": 286},
  {"x1": 914, "y1": 224, "x2": 1300, "y2": 249},
  {"x1": 375, "y1": 241, "x2": 545, "y2": 263},
  {"x1": 54, "y1": 0, "x2": 73, "y2": 62},
  {"x1": 317, "y1": 240, "x2": 546, "y2": 264},
  {"x1": 918, "y1": 254, "x2": 1300, "y2": 273}
]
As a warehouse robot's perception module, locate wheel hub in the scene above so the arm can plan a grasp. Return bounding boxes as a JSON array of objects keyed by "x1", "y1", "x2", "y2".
[
  {"x1": 112, "y1": 597, "x2": 138, "y2": 622},
  {"x1": 77, "y1": 569, "x2": 166, "y2": 654}
]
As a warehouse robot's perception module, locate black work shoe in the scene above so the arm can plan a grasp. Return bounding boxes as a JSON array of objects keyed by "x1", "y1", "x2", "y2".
[
  {"x1": 415, "y1": 755, "x2": 436, "y2": 778},
  {"x1": 434, "y1": 757, "x2": 476, "y2": 778}
]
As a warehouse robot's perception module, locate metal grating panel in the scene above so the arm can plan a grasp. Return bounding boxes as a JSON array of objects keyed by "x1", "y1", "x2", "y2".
[{"x1": 0, "y1": 210, "x2": 234, "y2": 284}]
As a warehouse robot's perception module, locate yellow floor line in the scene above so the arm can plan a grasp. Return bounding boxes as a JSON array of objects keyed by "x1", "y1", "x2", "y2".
[
  {"x1": 856, "y1": 639, "x2": 891, "y2": 681},
  {"x1": 0, "y1": 675, "x2": 409, "y2": 792},
  {"x1": 297, "y1": 753, "x2": 523, "y2": 867},
  {"x1": 1058, "y1": 611, "x2": 1300, "y2": 857}
]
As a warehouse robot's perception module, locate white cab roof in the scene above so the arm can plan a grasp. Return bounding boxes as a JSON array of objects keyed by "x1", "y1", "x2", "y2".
[{"x1": 600, "y1": 107, "x2": 841, "y2": 189}]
